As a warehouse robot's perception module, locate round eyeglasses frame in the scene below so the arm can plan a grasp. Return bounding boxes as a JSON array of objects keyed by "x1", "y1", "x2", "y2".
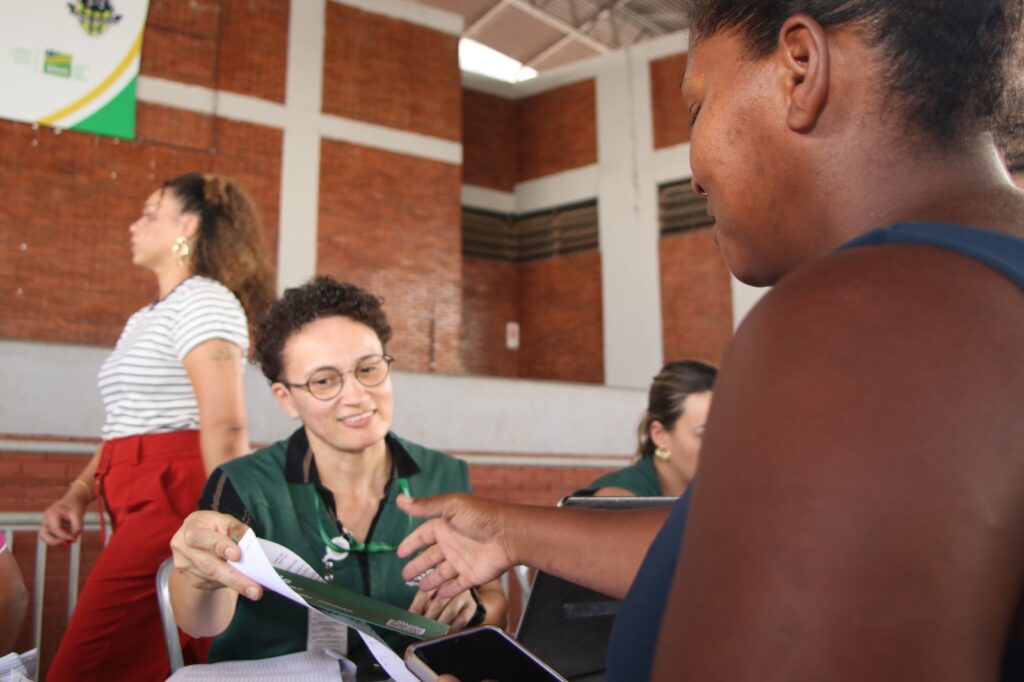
[{"x1": 281, "y1": 354, "x2": 393, "y2": 401}]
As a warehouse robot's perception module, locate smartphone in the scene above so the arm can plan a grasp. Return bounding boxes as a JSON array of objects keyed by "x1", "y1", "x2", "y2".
[{"x1": 404, "y1": 625, "x2": 568, "y2": 682}]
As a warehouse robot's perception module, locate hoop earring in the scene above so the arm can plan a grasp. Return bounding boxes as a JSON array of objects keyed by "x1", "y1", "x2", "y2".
[
  {"x1": 653, "y1": 446, "x2": 671, "y2": 461},
  {"x1": 171, "y1": 235, "x2": 190, "y2": 267}
]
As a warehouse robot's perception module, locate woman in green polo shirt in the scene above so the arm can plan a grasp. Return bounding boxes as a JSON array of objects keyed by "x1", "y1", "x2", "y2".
[
  {"x1": 579, "y1": 359, "x2": 717, "y2": 497},
  {"x1": 167, "y1": 276, "x2": 506, "y2": 676}
]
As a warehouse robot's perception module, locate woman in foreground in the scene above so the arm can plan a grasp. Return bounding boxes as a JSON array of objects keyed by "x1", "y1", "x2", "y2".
[{"x1": 393, "y1": 1, "x2": 1024, "y2": 679}]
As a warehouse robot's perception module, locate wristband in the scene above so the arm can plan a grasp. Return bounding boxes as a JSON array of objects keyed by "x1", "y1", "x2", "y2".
[
  {"x1": 70, "y1": 478, "x2": 93, "y2": 502},
  {"x1": 467, "y1": 587, "x2": 486, "y2": 627}
]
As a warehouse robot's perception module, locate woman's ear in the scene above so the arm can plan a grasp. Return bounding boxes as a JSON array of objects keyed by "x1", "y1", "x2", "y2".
[
  {"x1": 179, "y1": 212, "x2": 200, "y2": 240},
  {"x1": 777, "y1": 13, "x2": 831, "y2": 132},
  {"x1": 271, "y1": 383, "x2": 301, "y2": 420},
  {"x1": 650, "y1": 420, "x2": 670, "y2": 449}
]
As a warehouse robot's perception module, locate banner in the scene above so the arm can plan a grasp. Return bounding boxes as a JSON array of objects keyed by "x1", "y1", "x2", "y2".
[{"x1": 0, "y1": 1, "x2": 150, "y2": 139}]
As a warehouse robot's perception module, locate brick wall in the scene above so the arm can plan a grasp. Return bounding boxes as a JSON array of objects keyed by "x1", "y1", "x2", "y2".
[
  {"x1": 460, "y1": 250, "x2": 605, "y2": 384},
  {"x1": 323, "y1": 4, "x2": 461, "y2": 141},
  {"x1": 466, "y1": 462, "x2": 617, "y2": 506},
  {"x1": 461, "y1": 257, "x2": 521, "y2": 377},
  {"x1": 461, "y1": 81, "x2": 603, "y2": 382},
  {"x1": 0, "y1": 115, "x2": 281, "y2": 346},
  {"x1": 517, "y1": 80, "x2": 597, "y2": 181},
  {"x1": 463, "y1": 81, "x2": 597, "y2": 188},
  {"x1": 317, "y1": 140, "x2": 464, "y2": 374},
  {"x1": 651, "y1": 53, "x2": 691, "y2": 149},
  {"x1": 519, "y1": 251, "x2": 604, "y2": 384},
  {"x1": 462, "y1": 90, "x2": 517, "y2": 192},
  {"x1": 141, "y1": 0, "x2": 288, "y2": 101},
  {"x1": 659, "y1": 229, "x2": 733, "y2": 365}
]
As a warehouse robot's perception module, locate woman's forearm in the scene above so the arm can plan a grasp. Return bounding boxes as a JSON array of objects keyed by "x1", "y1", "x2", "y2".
[
  {"x1": 70, "y1": 444, "x2": 104, "y2": 501},
  {"x1": 199, "y1": 422, "x2": 249, "y2": 474},
  {"x1": 168, "y1": 568, "x2": 239, "y2": 637}
]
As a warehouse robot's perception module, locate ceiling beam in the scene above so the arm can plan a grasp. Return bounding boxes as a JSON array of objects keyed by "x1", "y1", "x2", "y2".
[
  {"x1": 465, "y1": 0, "x2": 512, "y2": 37},
  {"x1": 524, "y1": 33, "x2": 577, "y2": 68},
  {"x1": 609, "y1": 0, "x2": 673, "y2": 41},
  {"x1": 503, "y1": 0, "x2": 611, "y2": 55}
]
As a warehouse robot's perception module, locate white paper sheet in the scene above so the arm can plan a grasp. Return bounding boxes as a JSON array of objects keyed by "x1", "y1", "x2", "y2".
[
  {"x1": 166, "y1": 650, "x2": 348, "y2": 681},
  {"x1": 228, "y1": 530, "x2": 309, "y2": 607},
  {"x1": 0, "y1": 648, "x2": 34, "y2": 682},
  {"x1": 227, "y1": 529, "x2": 419, "y2": 682}
]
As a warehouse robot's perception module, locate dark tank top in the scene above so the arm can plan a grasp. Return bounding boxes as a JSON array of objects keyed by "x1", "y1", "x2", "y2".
[{"x1": 606, "y1": 223, "x2": 1024, "y2": 680}]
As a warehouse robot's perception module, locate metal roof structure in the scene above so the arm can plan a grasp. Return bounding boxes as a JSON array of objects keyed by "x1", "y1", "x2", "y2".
[{"x1": 413, "y1": 0, "x2": 688, "y2": 72}]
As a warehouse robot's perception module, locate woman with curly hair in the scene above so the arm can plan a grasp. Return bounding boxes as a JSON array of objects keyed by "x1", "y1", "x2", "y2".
[
  {"x1": 167, "y1": 276, "x2": 507, "y2": 680},
  {"x1": 39, "y1": 173, "x2": 275, "y2": 681}
]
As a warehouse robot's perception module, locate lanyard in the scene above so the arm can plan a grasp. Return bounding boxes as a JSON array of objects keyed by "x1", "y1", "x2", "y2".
[{"x1": 312, "y1": 477, "x2": 412, "y2": 555}]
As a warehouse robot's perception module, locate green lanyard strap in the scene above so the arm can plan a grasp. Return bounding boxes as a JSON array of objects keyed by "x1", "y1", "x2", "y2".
[{"x1": 312, "y1": 478, "x2": 412, "y2": 554}]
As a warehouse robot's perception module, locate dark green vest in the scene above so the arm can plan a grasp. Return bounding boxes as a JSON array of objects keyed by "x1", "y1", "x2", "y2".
[
  {"x1": 209, "y1": 431, "x2": 469, "y2": 662},
  {"x1": 579, "y1": 456, "x2": 663, "y2": 497}
]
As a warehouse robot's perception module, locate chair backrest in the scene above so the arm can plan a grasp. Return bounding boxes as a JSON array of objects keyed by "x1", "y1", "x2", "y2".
[
  {"x1": 515, "y1": 497, "x2": 676, "y2": 681},
  {"x1": 0, "y1": 510, "x2": 107, "y2": 682},
  {"x1": 156, "y1": 557, "x2": 184, "y2": 673}
]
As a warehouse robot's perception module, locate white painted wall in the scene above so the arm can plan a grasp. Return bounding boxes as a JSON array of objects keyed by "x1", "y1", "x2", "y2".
[{"x1": 0, "y1": 340, "x2": 644, "y2": 456}]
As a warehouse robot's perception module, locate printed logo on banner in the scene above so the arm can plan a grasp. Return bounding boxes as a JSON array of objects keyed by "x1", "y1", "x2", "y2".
[
  {"x1": 43, "y1": 51, "x2": 73, "y2": 78},
  {"x1": 67, "y1": 1, "x2": 123, "y2": 37}
]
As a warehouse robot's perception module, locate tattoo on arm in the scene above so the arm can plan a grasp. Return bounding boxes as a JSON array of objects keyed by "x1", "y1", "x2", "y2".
[{"x1": 210, "y1": 342, "x2": 238, "y2": 366}]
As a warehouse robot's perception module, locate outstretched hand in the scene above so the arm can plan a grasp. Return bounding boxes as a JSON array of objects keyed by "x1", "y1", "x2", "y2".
[
  {"x1": 169, "y1": 510, "x2": 263, "y2": 600},
  {"x1": 397, "y1": 493, "x2": 516, "y2": 599}
]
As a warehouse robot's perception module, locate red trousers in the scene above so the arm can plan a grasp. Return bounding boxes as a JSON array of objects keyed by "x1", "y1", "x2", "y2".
[{"x1": 47, "y1": 430, "x2": 211, "y2": 681}]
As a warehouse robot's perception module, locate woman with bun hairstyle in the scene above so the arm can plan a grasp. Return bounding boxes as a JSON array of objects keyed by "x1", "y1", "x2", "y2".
[
  {"x1": 581, "y1": 359, "x2": 717, "y2": 497},
  {"x1": 39, "y1": 173, "x2": 275, "y2": 681}
]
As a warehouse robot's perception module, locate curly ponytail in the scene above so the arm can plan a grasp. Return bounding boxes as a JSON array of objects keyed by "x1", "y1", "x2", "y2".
[{"x1": 162, "y1": 173, "x2": 276, "y2": 324}]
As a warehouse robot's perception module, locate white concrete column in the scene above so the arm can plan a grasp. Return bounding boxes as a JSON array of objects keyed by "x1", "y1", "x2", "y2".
[
  {"x1": 731, "y1": 277, "x2": 769, "y2": 330},
  {"x1": 276, "y1": 0, "x2": 326, "y2": 292},
  {"x1": 596, "y1": 51, "x2": 664, "y2": 388}
]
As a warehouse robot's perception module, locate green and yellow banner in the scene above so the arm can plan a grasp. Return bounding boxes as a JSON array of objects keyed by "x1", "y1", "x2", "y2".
[{"x1": 0, "y1": 1, "x2": 150, "y2": 139}]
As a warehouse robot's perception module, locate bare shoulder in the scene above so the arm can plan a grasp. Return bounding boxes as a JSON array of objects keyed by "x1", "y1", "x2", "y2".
[{"x1": 658, "y1": 243, "x2": 1024, "y2": 679}]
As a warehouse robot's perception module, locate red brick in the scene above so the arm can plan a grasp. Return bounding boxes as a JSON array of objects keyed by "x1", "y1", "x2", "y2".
[
  {"x1": 461, "y1": 258, "x2": 521, "y2": 377},
  {"x1": 323, "y1": 4, "x2": 461, "y2": 141},
  {"x1": 516, "y1": 81, "x2": 596, "y2": 181},
  {"x1": 217, "y1": 0, "x2": 289, "y2": 102},
  {"x1": 519, "y1": 251, "x2": 604, "y2": 383},
  {"x1": 462, "y1": 90, "x2": 517, "y2": 191},
  {"x1": 140, "y1": 0, "x2": 287, "y2": 101},
  {"x1": 651, "y1": 53, "x2": 691, "y2": 149},
  {"x1": 660, "y1": 229, "x2": 732, "y2": 364},
  {"x1": 317, "y1": 140, "x2": 463, "y2": 374}
]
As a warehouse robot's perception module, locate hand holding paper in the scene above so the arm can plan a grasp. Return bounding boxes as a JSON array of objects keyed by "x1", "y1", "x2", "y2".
[
  {"x1": 170, "y1": 510, "x2": 263, "y2": 601},
  {"x1": 227, "y1": 529, "x2": 435, "y2": 682}
]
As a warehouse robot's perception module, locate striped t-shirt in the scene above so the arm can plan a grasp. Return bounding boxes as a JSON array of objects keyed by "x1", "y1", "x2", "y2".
[{"x1": 98, "y1": 276, "x2": 249, "y2": 440}]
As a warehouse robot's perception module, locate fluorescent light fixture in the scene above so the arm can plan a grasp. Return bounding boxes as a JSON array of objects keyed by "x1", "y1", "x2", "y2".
[{"x1": 459, "y1": 38, "x2": 537, "y2": 83}]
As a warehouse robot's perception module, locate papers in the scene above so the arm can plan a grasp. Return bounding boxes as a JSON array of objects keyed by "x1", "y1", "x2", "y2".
[
  {"x1": 0, "y1": 649, "x2": 36, "y2": 682},
  {"x1": 166, "y1": 650, "x2": 354, "y2": 681},
  {"x1": 228, "y1": 529, "x2": 437, "y2": 682}
]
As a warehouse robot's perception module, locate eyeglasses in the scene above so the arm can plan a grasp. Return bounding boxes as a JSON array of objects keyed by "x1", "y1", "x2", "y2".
[{"x1": 282, "y1": 354, "x2": 393, "y2": 401}]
